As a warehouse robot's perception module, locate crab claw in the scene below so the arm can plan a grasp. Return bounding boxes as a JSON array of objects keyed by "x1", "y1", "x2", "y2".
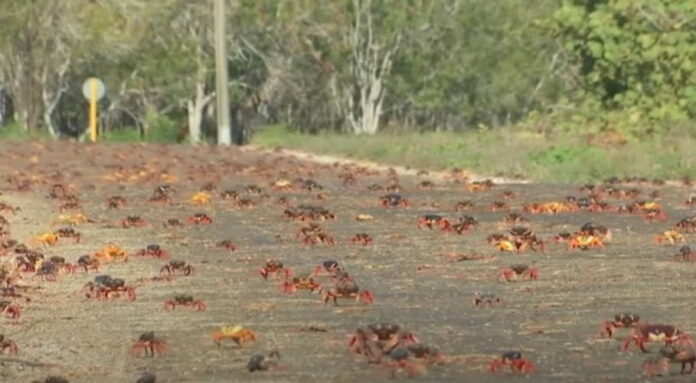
[
  {"x1": 2, "y1": 306, "x2": 20, "y2": 319},
  {"x1": 598, "y1": 321, "x2": 614, "y2": 338},
  {"x1": 676, "y1": 333, "x2": 695, "y2": 349},
  {"x1": 359, "y1": 290, "x2": 374, "y2": 304},
  {"x1": 281, "y1": 282, "x2": 296, "y2": 294}
]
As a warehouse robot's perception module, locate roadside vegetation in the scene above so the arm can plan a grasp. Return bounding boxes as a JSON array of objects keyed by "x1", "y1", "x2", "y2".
[
  {"x1": 253, "y1": 124, "x2": 696, "y2": 183},
  {"x1": 0, "y1": 0, "x2": 693, "y2": 181}
]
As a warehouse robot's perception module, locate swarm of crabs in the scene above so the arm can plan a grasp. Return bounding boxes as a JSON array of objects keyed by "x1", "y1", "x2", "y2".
[{"x1": 2, "y1": 142, "x2": 696, "y2": 381}]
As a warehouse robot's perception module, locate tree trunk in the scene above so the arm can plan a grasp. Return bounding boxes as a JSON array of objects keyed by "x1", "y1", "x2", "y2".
[
  {"x1": 345, "y1": 0, "x2": 399, "y2": 135},
  {"x1": 187, "y1": 79, "x2": 213, "y2": 145}
]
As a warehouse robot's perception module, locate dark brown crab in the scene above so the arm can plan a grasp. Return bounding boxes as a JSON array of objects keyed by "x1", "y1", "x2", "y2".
[
  {"x1": 160, "y1": 260, "x2": 194, "y2": 276},
  {"x1": 323, "y1": 272, "x2": 373, "y2": 305},
  {"x1": 131, "y1": 331, "x2": 166, "y2": 357},
  {"x1": 642, "y1": 346, "x2": 696, "y2": 376},
  {"x1": 0, "y1": 334, "x2": 18, "y2": 355},
  {"x1": 106, "y1": 196, "x2": 127, "y2": 209},
  {"x1": 163, "y1": 294, "x2": 205, "y2": 311},
  {"x1": 380, "y1": 194, "x2": 409, "y2": 208},
  {"x1": 216, "y1": 239, "x2": 237, "y2": 251},
  {"x1": 454, "y1": 200, "x2": 474, "y2": 211},
  {"x1": 348, "y1": 323, "x2": 419, "y2": 359},
  {"x1": 117, "y1": 215, "x2": 148, "y2": 228},
  {"x1": 473, "y1": 293, "x2": 505, "y2": 308},
  {"x1": 54, "y1": 227, "x2": 81, "y2": 243},
  {"x1": 76, "y1": 255, "x2": 100, "y2": 273}
]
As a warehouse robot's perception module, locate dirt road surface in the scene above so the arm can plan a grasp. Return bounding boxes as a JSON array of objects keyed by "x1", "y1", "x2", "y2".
[{"x1": 0, "y1": 142, "x2": 694, "y2": 382}]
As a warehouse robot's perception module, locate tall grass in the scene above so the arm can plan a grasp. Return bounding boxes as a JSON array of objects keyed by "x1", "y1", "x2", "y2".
[{"x1": 252, "y1": 125, "x2": 696, "y2": 183}]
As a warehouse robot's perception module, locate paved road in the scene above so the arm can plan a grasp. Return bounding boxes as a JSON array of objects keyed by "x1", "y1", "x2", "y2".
[{"x1": 0, "y1": 142, "x2": 694, "y2": 382}]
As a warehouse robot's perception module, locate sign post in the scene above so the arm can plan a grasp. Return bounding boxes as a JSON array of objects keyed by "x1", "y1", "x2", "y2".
[{"x1": 82, "y1": 78, "x2": 106, "y2": 142}]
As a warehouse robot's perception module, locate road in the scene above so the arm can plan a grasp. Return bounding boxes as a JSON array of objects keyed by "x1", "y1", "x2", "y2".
[{"x1": 0, "y1": 141, "x2": 694, "y2": 382}]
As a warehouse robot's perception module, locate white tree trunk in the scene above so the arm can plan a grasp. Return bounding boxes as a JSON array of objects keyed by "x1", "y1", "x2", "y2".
[
  {"x1": 40, "y1": 57, "x2": 70, "y2": 139},
  {"x1": 187, "y1": 79, "x2": 214, "y2": 145},
  {"x1": 345, "y1": 0, "x2": 399, "y2": 135}
]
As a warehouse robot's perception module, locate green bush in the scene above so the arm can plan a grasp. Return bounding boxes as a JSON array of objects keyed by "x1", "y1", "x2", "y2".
[
  {"x1": 0, "y1": 121, "x2": 53, "y2": 140},
  {"x1": 143, "y1": 114, "x2": 179, "y2": 143},
  {"x1": 102, "y1": 128, "x2": 142, "y2": 142}
]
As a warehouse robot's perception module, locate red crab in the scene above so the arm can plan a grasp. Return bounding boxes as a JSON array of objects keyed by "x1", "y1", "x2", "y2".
[
  {"x1": 489, "y1": 351, "x2": 535, "y2": 374},
  {"x1": 281, "y1": 275, "x2": 322, "y2": 294},
  {"x1": 163, "y1": 295, "x2": 205, "y2": 311},
  {"x1": 351, "y1": 233, "x2": 373, "y2": 245},
  {"x1": 312, "y1": 260, "x2": 340, "y2": 277},
  {"x1": 260, "y1": 259, "x2": 291, "y2": 280},
  {"x1": 622, "y1": 323, "x2": 693, "y2": 353},
  {"x1": 296, "y1": 224, "x2": 334, "y2": 246},
  {"x1": 417, "y1": 215, "x2": 451, "y2": 231},
  {"x1": 131, "y1": 332, "x2": 166, "y2": 357},
  {"x1": 0, "y1": 301, "x2": 20, "y2": 319},
  {"x1": 0, "y1": 334, "x2": 18, "y2": 355},
  {"x1": 134, "y1": 244, "x2": 168, "y2": 259},
  {"x1": 83, "y1": 275, "x2": 136, "y2": 301},
  {"x1": 187, "y1": 213, "x2": 212, "y2": 224},
  {"x1": 599, "y1": 313, "x2": 641, "y2": 338},
  {"x1": 497, "y1": 265, "x2": 538, "y2": 282},
  {"x1": 117, "y1": 216, "x2": 148, "y2": 228}
]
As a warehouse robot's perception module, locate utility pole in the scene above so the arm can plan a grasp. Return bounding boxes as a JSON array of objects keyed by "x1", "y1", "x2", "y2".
[{"x1": 214, "y1": 0, "x2": 232, "y2": 145}]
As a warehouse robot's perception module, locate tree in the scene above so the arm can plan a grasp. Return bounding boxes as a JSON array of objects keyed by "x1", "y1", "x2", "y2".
[
  {"x1": 342, "y1": 0, "x2": 400, "y2": 134},
  {"x1": 548, "y1": 0, "x2": 696, "y2": 125}
]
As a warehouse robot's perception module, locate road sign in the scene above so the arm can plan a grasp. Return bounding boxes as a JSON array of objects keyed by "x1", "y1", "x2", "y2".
[
  {"x1": 82, "y1": 78, "x2": 106, "y2": 100},
  {"x1": 83, "y1": 78, "x2": 105, "y2": 142}
]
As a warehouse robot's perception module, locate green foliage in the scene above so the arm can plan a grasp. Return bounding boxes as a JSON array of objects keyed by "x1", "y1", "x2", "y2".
[
  {"x1": 102, "y1": 115, "x2": 180, "y2": 143},
  {"x1": 102, "y1": 128, "x2": 142, "y2": 143},
  {"x1": 547, "y1": 0, "x2": 696, "y2": 134},
  {"x1": 143, "y1": 114, "x2": 179, "y2": 143},
  {"x1": 0, "y1": 122, "x2": 53, "y2": 141}
]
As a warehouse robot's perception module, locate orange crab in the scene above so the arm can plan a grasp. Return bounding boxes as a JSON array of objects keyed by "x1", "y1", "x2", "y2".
[
  {"x1": 653, "y1": 230, "x2": 686, "y2": 245},
  {"x1": 270, "y1": 179, "x2": 293, "y2": 191},
  {"x1": 495, "y1": 239, "x2": 518, "y2": 252},
  {"x1": 211, "y1": 325, "x2": 256, "y2": 347},
  {"x1": 31, "y1": 232, "x2": 58, "y2": 246},
  {"x1": 52, "y1": 213, "x2": 91, "y2": 226},
  {"x1": 523, "y1": 202, "x2": 577, "y2": 214},
  {"x1": 465, "y1": 180, "x2": 493, "y2": 192},
  {"x1": 92, "y1": 244, "x2": 128, "y2": 263},
  {"x1": 568, "y1": 235, "x2": 604, "y2": 250},
  {"x1": 189, "y1": 191, "x2": 212, "y2": 205}
]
